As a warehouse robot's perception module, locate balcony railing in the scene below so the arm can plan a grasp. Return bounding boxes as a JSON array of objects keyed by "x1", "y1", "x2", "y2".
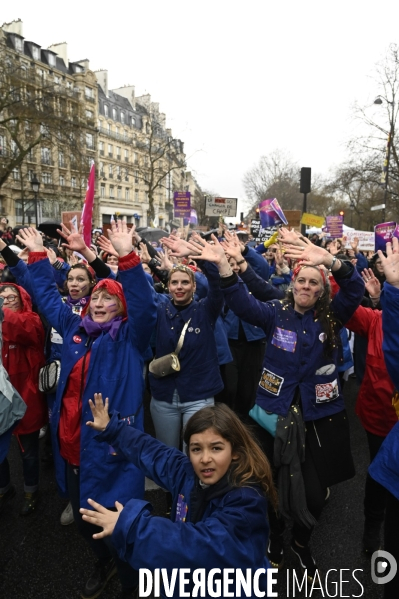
[
  {"x1": 41, "y1": 157, "x2": 53, "y2": 165},
  {"x1": 98, "y1": 126, "x2": 132, "y2": 143}
]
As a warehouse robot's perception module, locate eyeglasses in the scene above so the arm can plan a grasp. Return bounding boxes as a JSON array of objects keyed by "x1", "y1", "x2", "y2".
[{"x1": 0, "y1": 294, "x2": 18, "y2": 303}]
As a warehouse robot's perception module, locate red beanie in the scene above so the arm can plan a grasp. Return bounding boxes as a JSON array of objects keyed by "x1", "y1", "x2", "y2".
[{"x1": 81, "y1": 278, "x2": 127, "y2": 317}]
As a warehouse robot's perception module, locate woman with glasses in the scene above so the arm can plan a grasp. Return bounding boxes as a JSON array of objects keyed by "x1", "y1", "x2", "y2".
[
  {"x1": 0, "y1": 283, "x2": 46, "y2": 516},
  {"x1": 149, "y1": 259, "x2": 224, "y2": 449}
]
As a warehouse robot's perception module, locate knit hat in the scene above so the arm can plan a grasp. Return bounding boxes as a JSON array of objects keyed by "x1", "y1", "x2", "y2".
[{"x1": 81, "y1": 278, "x2": 127, "y2": 317}]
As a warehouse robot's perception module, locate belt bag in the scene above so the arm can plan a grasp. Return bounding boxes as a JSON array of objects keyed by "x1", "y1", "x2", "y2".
[
  {"x1": 149, "y1": 319, "x2": 191, "y2": 378},
  {"x1": 39, "y1": 360, "x2": 61, "y2": 394}
]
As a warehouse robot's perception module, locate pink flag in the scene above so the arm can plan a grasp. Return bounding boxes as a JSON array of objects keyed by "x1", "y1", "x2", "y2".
[{"x1": 80, "y1": 161, "x2": 95, "y2": 247}]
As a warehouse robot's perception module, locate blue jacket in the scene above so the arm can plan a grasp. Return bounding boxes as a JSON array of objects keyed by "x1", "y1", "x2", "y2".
[
  {"x1": 369, "y1": 283, "x2": 399, "y2": 500},
  {"x1": 222, "y1": 265, "x2": 364, "y2": 421},
  {"x1": 28, "y1": 256, "x2": 157, "y2": 507},
  {"x1": 244, "y1": 246, "x2": 270, "y2": 281},
  {"x1": 150, "y1": 262, "x2": 224, "y2": 403},
  {"x1": 98, "y1": 412, "x2": 271, "y2": 598}
]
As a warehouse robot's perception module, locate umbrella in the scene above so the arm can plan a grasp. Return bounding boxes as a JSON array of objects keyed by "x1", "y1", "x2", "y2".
[
  {"x1": 138, "y1": 228, "x2": 168, "y2": 242},
  {"x1": 37, "y1": 219, "x2": 62, "y2": 240}
]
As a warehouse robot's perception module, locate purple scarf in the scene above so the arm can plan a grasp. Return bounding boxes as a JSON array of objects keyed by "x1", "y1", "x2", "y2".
[
  {"x1": 81, "y1": 315, "x2": 124, "y2": 340},
  {"x1": 63, "y1": 295, "x2": 91, "y2": 309}
]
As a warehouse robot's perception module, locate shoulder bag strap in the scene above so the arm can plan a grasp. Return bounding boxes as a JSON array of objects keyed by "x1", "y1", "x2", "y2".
[{"x1": 175, "y1": 318, "x2": 191, "y2": 356}]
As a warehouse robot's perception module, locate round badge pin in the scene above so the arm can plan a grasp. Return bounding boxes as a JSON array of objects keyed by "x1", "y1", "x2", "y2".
[
  {"x1": 73, "y1": 335, "x2": 82, "y2": 344},
  {"x1": 195, "y1": 328, "x2": 200, "y2": 334}
]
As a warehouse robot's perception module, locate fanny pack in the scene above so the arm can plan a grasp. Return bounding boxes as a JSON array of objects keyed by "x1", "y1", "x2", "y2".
[
  {"x1": 249, "y1": 403, "x2": 279, "y2": 437},
  {"x1": 149, "y1": 319, "x2": 191, "y2": 378},
  {"x1": 39, "y1": 360, "x2": 61, "y2": 394}
]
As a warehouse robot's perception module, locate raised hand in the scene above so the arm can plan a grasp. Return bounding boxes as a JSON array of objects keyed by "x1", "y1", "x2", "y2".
[
  {"x1": 328, "y1": 240, "x2": 339, "y2": 256},
  {"x1": 57, "y1": 222, "x2": 87, "y2": 253},
  {"x1": 160, "y1": 235, "x2": 191, "y2": 258},
  {"x1": 187, "y1": 234, "x2": 226, "y2": 264},
  {"x1": 282, "y1": 237, "x2": 338, "y2": 269},
  {"x1": 220, "y1": 236, "x2": 242, "y2": 262},
  {"x1": 139, "y1": 242, "x2": 151, "y2": 264},
  {"x1": 107, "y1": 219, "x2": 134, "y2": 258},
  {"x1": 350, "y1": 237, "x2": 359, "y2": 252},
  {"x1": 45, "y1": 246, "x2": 57, "y2": 265},
  {"x1": 96, "y1": 235, "x2": 119, "y2": 258},
  {"x1": 361, "y1": 268, "x2": 381, "y2": 297},
  {"x1": 157, "y1": 248, "x2": 174, "y2": 271},
  {"x1": 277, "y1": 227, "x2": 304, "y2": 246},
  {"x1": 16, "y1": 227, "x2": 44, "y2": 252},
  {"x1": 378, "y1": 237, "x2": 399, "y2": 288},
  {"x1": 86, "y1": 392, "x2": 110, "y2": 431},
  {"x1": 80, "y1": 498, "x2": 123, "y2": 539}
]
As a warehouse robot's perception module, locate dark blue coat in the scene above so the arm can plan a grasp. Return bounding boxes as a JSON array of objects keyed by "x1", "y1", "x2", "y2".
[
  {"x1": 27, "y1": 256, "x2": 157, "y2": 507},
  {"x1": 97, "y1": 412, "x2": 271, "y2": 598},
  {"x1": 222, "y1": 265, "x2": 364, "y2": 421},
  {"x1": 369, "y1": 283, "x2": 399, "y2": 501},
  {"x1": 149, "y1": 262, "x2": 224, "y2": 403}
]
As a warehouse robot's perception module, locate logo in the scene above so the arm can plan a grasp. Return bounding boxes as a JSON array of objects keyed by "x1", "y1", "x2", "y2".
[
  {"x1": 73, "y1": 335, "x2": 82, "y2": 344},
  {"x1": 371, "y1": 550, "x2": 397, "y2": 585}
]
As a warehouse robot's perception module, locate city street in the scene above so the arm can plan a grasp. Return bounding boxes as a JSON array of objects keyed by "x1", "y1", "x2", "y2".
[{"x1": 0, "y1": 379, "x2": 385, "y2": 599}]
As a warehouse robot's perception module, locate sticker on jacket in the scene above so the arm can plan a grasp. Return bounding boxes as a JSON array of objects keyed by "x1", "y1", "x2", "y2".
[
  {"x1": 175, "y1": 494, "x2": 188, "y2": 523},
  {"x1": 315, "y1": 364, "x2": 336, "y2": 376},
  {"x1": 271, "y1": 327, "x2": 297, "y2": 352},
  {"x1": 259, "y1": 368, "x2": 284, "y2": 396},
  {"x1": 315, "y1": 379, "x2": 339, "y2": 403}
]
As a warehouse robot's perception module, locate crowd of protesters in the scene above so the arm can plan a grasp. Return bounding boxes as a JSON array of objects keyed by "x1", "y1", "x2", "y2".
[{"x1": 0, "y1": 217, "x2": 398, "y2": 599}]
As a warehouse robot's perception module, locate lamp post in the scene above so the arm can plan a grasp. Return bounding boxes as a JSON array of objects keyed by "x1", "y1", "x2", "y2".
[
  {"x1": 30, "y1": 174, "x2": 40, "y2": 227},
  {"x1": 349, "y1": 200, "x2": 355, "y2": 228},
  {"x1": 374, "y1": 95, "x2": 395, "y2": 222}
]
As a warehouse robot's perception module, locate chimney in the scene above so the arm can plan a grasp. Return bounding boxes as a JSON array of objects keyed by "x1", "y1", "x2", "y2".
[
  {"x1": 2, "y1": 19, "x2": 23, "y2": 37},
  {"x1": 95, "y1": 70, "x2": 108, "y2": 97},
  {"x1": 48, "y1": 42, "x2": 68, "y2": 68}
]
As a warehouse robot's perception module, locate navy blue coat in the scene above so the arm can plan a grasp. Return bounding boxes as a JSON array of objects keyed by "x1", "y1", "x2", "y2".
[
  {"x1": 222, "y1": 265, "x2": 364, "y2": 421},
  {"x1": 28, "y1": 256, "x2": 157, "y2": 507},
  {"x1": 97, "y1": 412, "x2": 271, "y2": 598},
  {"x1": 149, "y1": 262, "x2": 224, "y2": 403}
]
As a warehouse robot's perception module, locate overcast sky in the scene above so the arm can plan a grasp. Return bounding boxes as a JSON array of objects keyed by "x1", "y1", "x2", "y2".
[{"x1": 3, "y1": 1, "x2": 399, "y2": 218}]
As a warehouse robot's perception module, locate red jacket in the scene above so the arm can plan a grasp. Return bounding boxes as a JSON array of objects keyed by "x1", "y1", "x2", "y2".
[
  {"x1": 0, "y1": 283, "x2": 47, "y2": 435},
  {"x1": 346, "y1": 305, "x2": 397, "y2": 437}
]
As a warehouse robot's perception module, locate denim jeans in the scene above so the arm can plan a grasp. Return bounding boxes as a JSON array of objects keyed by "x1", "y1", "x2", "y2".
[
  {"x1": 0, "y1": 430, "x2": 40, "y2": 493},
  {"x1": 150, "y1": 390, "x2": 214, "y2": 450},
  {"x1": 66, "y1": 464, "x2": 139, "y2": 590}
]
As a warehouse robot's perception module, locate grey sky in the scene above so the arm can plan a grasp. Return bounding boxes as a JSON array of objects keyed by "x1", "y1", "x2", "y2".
[{"x1": 3, "y1": 1, "x2": 399, "y2": 219}]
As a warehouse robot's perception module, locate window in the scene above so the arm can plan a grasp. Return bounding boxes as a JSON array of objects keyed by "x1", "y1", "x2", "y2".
[
  {"x1": 125, "y1": 188, "x2": 130, "y2": 200},
  {"x1": 86, "y1": 133, "x2": 94, "y2": 149},
  {"x1": 134, "y1": 170, "x2": 139, "y2": 183},
  {"x1": 108, "y1": 144, "x2": 113, "y2": 157},
  {"x1": 104, "y1": 104, "x2": 109, "y2": 117},
  {"x1": 109, "y1": 185, "x2": 115, "y2": 198},
  {"x1": 59, "y1": 175, "x2": 65, "y2": 186},
  {"x1": 0, "y1": 135, "x2": 5, "y2": 155},
  {"x1": 27, "y1": 148, "x2": 34, "y2": 161},
  {"x1": 81, "y1": 178, "x2": 86, "y2": 188},
  {"x1": 112, "y1": 108, "x2": 117, "y2": 120},
  {"x1": 131, "y1": 117, "x2": 136, "y2": 127},
  {"x1": 85, "y1": 86, "x2": 93, "y2": 99},
  {"x1": 116, "y1": 166, "x2": 121, "y2": 179},
  {"x1": 135, "y1": 189, "x2": 139, "y2": 202},
  {"x1": 32, "y1": 46, "x2": 40, "y2": 60},
  {"x1": 100, "y1": 184, "x2": 105, "y2": 198},
  {"x1": 124, "y1": 168, "x2": 129, "y2": 181},
  {"x1": 133, "y1": 152, "x2": 138, "y2": 165},
  {"x1": 14, "y1": 37, "x2": 23, "y2": 52},
  {"x1": 11, "y1": 140, "x2": 17, "y2": 155},
  {"x1": 40, "y1": 124, "x2": 50, "y2": 137},
  {"x1": 28, "y1": 169, "x2": 34, "y2": 181},
  {"x1": 117, "y1": 187, "x2": 122, "y2": 199},
  {"x1": 124, "y1": 149, "x2": 129, "y2": 161},
  {"x1": 59, "y1": 151, "x2": 65, "y2": 167},
  {"x1": 12, "y1": 168, "x2": 20, "y2": 180},
  {"x1": 121, "y1": 112, "x2": 125, "y2": 124},
  {"x1": 55, "y1": 76, "x2": 60, "y2": 84},
  {"x1": 71, "y1": 177, "x2": 76, "y2": 188},
  {"x1": 41, "y1": 147, "x2": 51, "y2": 164},
  {"x1": 116, "y1": 127, "x2": 120, "y2": 137},
  {"x1": 99, "y1": 141, "x2": 104, "y2": 156},
  {"x1": 109, "y1": 164, "x2": 113, "y2": 178},
  {"x1": 48, "y1": 53, "x2": 56, "y2": 67},
  {"x1": 99, "y1": 161, "x2": 104, "y2": 176},
  {"x1": 86, "y1": 109, "x2": 93, "y2": 119},
  {"x1": 42, "y1": 172, "x2": 52, "y2": 184},
  {"x1": 116, "y1": 146, "x2": 121, "y2": 158},
  {"x1": 124, "y1": 130, "x2": 129, "y2": 141},
  {"x1": 108, "y1": 123, "x2": 112, "y2": 134}
]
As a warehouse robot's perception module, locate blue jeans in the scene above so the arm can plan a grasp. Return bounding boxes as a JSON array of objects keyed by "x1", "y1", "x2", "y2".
[
  {"x1": 150, "y1": 390, "x2": 214, "y2": 449},
  {"x1": 0, "y1": 430, "x2": 40, "y2": 493}
]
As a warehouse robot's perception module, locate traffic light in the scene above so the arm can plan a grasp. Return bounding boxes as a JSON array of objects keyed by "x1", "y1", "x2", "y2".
[
  {"x1": 339, "y1": 210, "x2": 345, "y2": 221},
  {"x1": 256, "y1": 207, "x2": 260, "y2": 215}
]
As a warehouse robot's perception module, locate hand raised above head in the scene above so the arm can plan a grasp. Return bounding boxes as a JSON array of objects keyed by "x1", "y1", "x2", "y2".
[
  {"x1": 56, "y1": 222, "x2": 87, "y2": 253},
  {"x1": 86, "y1": 392, "x2": 110, "y2": 431},
  {"x1": 16, "y1": 227, "x2": 44, "y2": 252},
  {"x1": 107, "y1": 219, "x2": 134, "y2": 258},
  {"x1": 378, "y1": 237, "x2": 399, "y2": 288}
]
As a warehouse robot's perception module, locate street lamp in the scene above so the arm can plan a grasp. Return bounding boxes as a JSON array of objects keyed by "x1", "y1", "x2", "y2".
[
  {"x1": 30, "y1": 174, "x2": 40, "y2": 226},
  {"x1": 374, "y1": 95, "x2": 395, "y2": 221}
]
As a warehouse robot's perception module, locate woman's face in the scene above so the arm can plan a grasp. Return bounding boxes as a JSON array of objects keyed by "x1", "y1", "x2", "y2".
[
  {"x1": 292, "y1": 267, "x2": 324, "y2": 314},
  {"x1": 189, "y1": 428, "x2": 237, "y2": 485},
  {"x1": 228, "y1": 257, "x2": 240, "y2": 274},
  {"x1": 374, "y1": 259, "x2": 384, "y2": 275},
  {"x1": 67, "y1": 268, "x2": 93, "y2": 299},
  {"x1": 0, "y1": 287, "x2": 22, "y2": 312},
  {"x1": 168, "y1": 270, "x2": 196, "y2": 306},
  {"x1": 89, "y1": 290, "x2": 122, "y2": 323}
]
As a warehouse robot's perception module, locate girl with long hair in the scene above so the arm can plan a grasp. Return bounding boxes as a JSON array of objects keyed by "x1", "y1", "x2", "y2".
[{"x1": 80, "y1": 398, "x2": 276, "y2": 599}]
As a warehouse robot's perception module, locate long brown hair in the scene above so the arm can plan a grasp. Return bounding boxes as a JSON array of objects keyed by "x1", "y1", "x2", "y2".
[{"x1": 183, "y1": 403, "x2": 277, "y2": 508}]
